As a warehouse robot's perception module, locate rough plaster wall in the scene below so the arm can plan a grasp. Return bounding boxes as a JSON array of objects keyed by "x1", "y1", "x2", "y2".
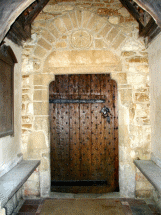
[
  {"x1": 148, "y1": 33, "x2": 161, "y2": 164},
  {"x1": 0, "y1": 38, "x2": 22, "y2": 173}
]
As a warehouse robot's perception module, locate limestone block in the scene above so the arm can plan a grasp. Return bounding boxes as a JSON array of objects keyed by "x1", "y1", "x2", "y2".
[
  {"x1": 34, "y1": 90, "x2": 48, "y2": 101},
  {"x1": 28, "y1": 131, "x2": 46, "y2": 152},
  {"x1": 118, "y1": 7, "x2": 130, "y2": 17},
  {"x1": 22, "y1": 94, "x2": 31, "y2": 102},
  {"x1": 34, "y1": 102, "x2": 48, "y2": 115},
  {"x1": 111, "y1": 72, "x2": 127, "y2": 85},
  {"x1": 55, "y1": 41, "x2": 67, "y2": 48},
  {"x1": 42, "y1": 74, "x2": 55, "y2": 86},
  {"x1": 121, "y1": 51, "x2": 136, "y2": 57},
  {"x1": 22, "y1": 124, "x2": 32, "y2": 129},
  {"x1": 95, "y1": 39, "x2": 104, "y2": 49},
  {"x1": 82, "y1": 11, "x2": 92, "y2": 28},
  {"x1": 105, "y1": 27, "x2": 119, "y2": 44},
  {"x1": 0, "y1": 209, "x2": 5, "y2": 215},
  {"x1": 112, "y1": 33, "x2": 126, "y2": 49},
  {"x1": 69, "y1": 11, "x2": 78, "y2": 29},
  {"x1": 41, "y1": 29, "x2": 56, "y2": 44},
  {"x1": 34, "y1": 74, "x2": 42, "y2": 85},
  {"x1": 96, "y1": 23, "x2": 112, "y2": 38},
  {"x1": 34, "y1": 116, "x2": 49, "y2": 134},
  {"x1": 34, "y1": 12, "x2": 55, "y2": 21},
  {"x1": 76, "y1": 10, "x2": 83, "y2": 28},
  {"x1": 54, "y1": 18, "x2": 67, "y2": 34},
  {"x1": 43, "y1": 4, "x2": 74, "y2": 14},
  {"x1": 26, "y1": 103, "x2": 34, "y2": 115},
  {"x1": 92, "y1": 17, "x2": 107, "y2": 34},
  {"x1": 22, "y1": 116, "x2": 33, "y2": 124},
  {"x1": 61, "y1": 13, "x2": 73, "y2": 31},
  {"x1": 34, "y1": 45, "x2": 47, "y2": 58},
  {"x1": 119, "y1": 89, "x2": 132, "y2": 105},
  {"x1": 31, "y1": 58, "x2": 41, "y2": 71},
  {"x1": 108, "y1": 16, "x2": 119, "y2": 25},
  {"x1": 22, "y1": 75, "x2": 30, "y2": 88},
  {"x1": 46, "y1": 22, "x2": 60, "y2": 38},
  {"x1": 136, "y1": 65, "x2": 149, "y2": 73},
  {"x1": 127, "y1": 72, "x2": 146, "y2": 88},
  {"x1": 44, "y1": 51, "x2": 70, "y2": 69},
  {"x1": 135, "y1": 92, "x2": 149, "y2": 102},
  {"x1": 40, "y1": 156, "x2": 49, "y2": 171},
  {"x1": 37, "y1": 38, "x2": 52, "y2": 50},
  {"x1": 87, "y1": 14, "x2": 99, "y2": 31},
  {"x1": 127, "y1": 56, "x2": 149, "y2": 64}
]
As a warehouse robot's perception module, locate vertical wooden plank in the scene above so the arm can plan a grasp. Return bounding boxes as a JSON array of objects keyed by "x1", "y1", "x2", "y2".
[
  {"x1": 68, "y1": 75, "x2": 80, "y2": 180},
  {"x1": 58, "y1": 75, "x2": 70, "y2": 181},
  {"x1": 112, "y1": 79, "x2": 119, "y2": 189},
  {"x1": 79, "y1": 74, "x2": 91, "y2": 180},
  {"x1": 90, "y1": 74, "x2": 102, "y2": 180}
]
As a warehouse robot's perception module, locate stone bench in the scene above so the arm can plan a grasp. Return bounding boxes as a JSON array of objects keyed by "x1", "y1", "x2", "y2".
[
  {"x1": 134, "y1": 160, "x2": 161, "y2": 194},
  {"x1": 0, "y1": 160, "x2": 40, "y2": 214}
]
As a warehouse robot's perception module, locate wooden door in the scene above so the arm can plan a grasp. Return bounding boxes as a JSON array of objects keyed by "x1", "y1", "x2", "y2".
[{"x1": 49, "y1": 74, "x2": 118, "y2": 193}]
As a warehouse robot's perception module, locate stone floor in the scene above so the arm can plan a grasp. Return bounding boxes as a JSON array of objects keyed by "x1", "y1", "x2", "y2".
[{"x1": 13, "y1": 193, "x2": 161, "y2": 215}]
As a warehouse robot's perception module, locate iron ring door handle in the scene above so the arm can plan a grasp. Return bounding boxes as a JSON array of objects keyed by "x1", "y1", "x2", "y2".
[{"x1": 100, "y1": 106, "x2": 111, "y2": 124}]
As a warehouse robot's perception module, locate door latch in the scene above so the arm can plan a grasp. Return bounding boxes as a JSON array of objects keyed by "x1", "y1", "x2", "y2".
[{"x1": 100, "y1": 106, "x2": 111, "y2": 124}]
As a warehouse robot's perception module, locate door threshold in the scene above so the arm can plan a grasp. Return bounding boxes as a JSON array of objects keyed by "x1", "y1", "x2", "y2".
[{"x1": 49, "y1": 191, "x2": 120, "y2": 199}]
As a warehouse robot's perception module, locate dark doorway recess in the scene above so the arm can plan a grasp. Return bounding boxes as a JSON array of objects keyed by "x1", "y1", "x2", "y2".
[{"x1": 49, "y1": 74, "x2": 119, "y2": 193}]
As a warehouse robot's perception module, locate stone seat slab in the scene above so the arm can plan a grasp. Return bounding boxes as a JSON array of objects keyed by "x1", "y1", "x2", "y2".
[
  {"x1": 0, "y1": 160, "x2": 40, "y2": 208},
  {"x1": 134, "y1": 160, "x2": 161, "y2": 194}
]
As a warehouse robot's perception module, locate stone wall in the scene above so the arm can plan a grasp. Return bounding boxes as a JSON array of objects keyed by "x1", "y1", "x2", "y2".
[{"x1": 21, "y1": 0, "x2": 151, "y2": 198}]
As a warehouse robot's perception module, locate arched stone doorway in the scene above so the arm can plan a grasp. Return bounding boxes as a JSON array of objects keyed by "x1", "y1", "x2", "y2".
[{"x1": 21, "y1": 7, "x2": 151, "y2": 198}]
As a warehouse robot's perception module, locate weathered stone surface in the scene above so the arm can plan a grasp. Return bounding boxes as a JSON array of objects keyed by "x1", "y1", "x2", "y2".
[
  {"x1": 112, "y1": 33, "x2": 126, "y2": 49},
  {"x1": 55, "y1": 41, "x2": 67, "y2": 48},
  {"x1": 37, "y1": 38, "x2": 52, "y2": 50},
  {"x1": 108, "y1": 16, "x2": 119, "y2": 25},
  {"x1": 97, "y1": 23, "x2": 112, "y2": 38},
  {"x1": 28, "y1": 131, "x2": 46, "y2": 152},
  {"x1": 34, "y1": 45, "x2": 47, "y2": 58}
]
